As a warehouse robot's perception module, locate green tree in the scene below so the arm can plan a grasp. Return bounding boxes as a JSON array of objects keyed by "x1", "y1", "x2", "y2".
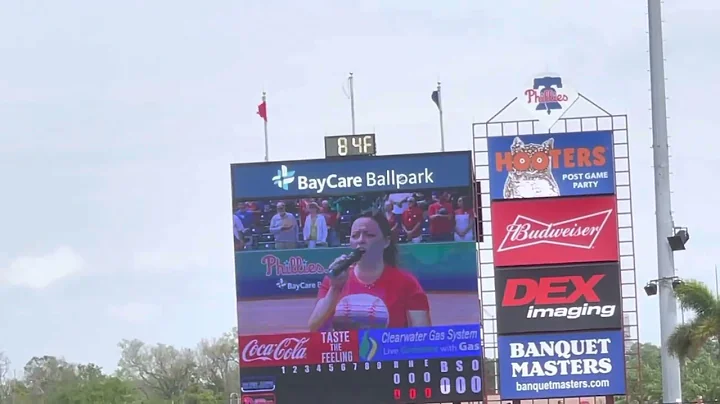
[
  {"x1": 0, "y1": 352, "x2": 11, "y2": 402},
  {"x1": 622, "y1": 340, "x2": 720, "y2": 403},
  {"x1": 195, "y1": 328, "x2": 239, "y2": 396},
  {"x1": 22, "y1": 355, "x2": 78, "y2": 400},
  {"x1": 667, "y1": 279, "x2": 720, "y2": 360},
  {"x1": 680, "y1": 339, "x2": 720, "y2": 401},
  {"x1": 624, "y1": 342, "x2": 662, "y2": 403},
  {"x1": 51, "y1": 364, "x2": 137, "y2": 404},
  {"x1": 116, "y1": 339, "x2": 196, "y2": 400}
]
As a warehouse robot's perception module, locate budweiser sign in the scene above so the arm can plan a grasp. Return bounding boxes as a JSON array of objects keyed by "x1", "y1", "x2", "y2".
[
  {"x1": 241, "y1": 337, "x2": 309, "y2": 363},
  {"x1": 498, "y1": 209, "x2": 612, "y2": 252},
  {"x1": 491, "y1": 195, "x2": 619, "y2": 267}
]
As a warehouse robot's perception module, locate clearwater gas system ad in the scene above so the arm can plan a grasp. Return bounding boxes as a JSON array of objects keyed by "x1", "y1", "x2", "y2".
[{"x1": 231, "y1": 151, "x2": 484, "y2": 403}]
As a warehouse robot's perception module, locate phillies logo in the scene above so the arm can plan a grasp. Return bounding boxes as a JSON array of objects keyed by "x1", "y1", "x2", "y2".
[
  {"x1": 525, "y1": 76, "x2": 569, "y2": 114},
  {"x1": 241, "y1": 337, "x2": 310, "y2": 363},
  {"x1": 498, "y1": 209, "x2": 613, "y2": 252},
  {"x1": 261, "y1": 254, "x2": 326, "y2": 276}
]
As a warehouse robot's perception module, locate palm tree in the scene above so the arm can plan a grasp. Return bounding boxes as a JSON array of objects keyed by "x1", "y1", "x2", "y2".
[{"x1": 667, "y1": 279, "x2": 720, "y2": 360}]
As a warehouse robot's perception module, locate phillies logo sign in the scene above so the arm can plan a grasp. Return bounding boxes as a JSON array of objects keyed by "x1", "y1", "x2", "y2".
[
  {"x1": 491, "y1": 195, "x2": 619, "y2": 267},
  {"x1": 519, "y1": 75, "x2": 579, "y2": 130}
]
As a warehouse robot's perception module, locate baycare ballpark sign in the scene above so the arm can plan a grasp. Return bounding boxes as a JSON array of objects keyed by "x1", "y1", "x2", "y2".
[
  {"x1": 497, "y1": 330, "x2": 626, "y2": 399},
  {"x1": 231, "y1": 151, "x2": 472, "y2": 199}
]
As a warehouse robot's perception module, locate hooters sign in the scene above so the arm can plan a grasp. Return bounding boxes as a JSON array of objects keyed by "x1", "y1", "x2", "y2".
[{"x1": 491, "y1": 195, "x2": 619, "y2": 267}]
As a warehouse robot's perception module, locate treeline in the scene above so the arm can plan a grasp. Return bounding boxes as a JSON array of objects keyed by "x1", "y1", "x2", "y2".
[
  {"x1": 0, "y1": 329, "x2": 239, "y2": 404},
  {"x1": 624, "y1": 340, "x2": 720, "y2": 403},
  {"x1": 1, "y1": 330, "x2": 719, "y2": 403}
]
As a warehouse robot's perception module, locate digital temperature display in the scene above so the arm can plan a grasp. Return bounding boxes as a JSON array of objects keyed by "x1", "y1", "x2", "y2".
[
  {"x1": 324, "y1": 134, "x2": 377, "y2": 158},
  {"x1": 240, "y1": 357, "x2": 483, "y2": 404}
]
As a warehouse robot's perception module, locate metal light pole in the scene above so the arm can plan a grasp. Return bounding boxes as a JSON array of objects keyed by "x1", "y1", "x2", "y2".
[{"x1": 647, "y1": 0, "x2": 682, "y2": 402}]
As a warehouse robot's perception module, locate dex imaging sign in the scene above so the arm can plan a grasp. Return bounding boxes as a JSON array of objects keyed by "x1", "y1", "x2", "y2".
[
  {"x1": 494, "y1": 263, "x2": 622, "y2": 334},
  {"x1": 231, "y1": 151, "x2": 472, "y2": 199},
  {"x1": 497, "y1": 330, "x2": 626, "y2": 400},
  {"x1": 487, "y1": 130, "x2": 615, "y2": 200}
]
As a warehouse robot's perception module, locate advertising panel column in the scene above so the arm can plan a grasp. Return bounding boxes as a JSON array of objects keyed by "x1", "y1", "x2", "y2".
[
  {"x1": 486, "y1": 130, "x2": 627, "y2": 400},
  {"x1": 231, "y1": 151, "x2": 483, "y2": 403}
]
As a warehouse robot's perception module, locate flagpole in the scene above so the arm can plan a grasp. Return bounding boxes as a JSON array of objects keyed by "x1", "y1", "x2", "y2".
[
  {"x1": 715, "y1": 264, "x2": 718, "y2": 299},
  {"x1": 262, "y1": 92, "x2": 269, "y2": 162},
  {"x1": 437, "y1": 81, "x2": 445, "y2": 152},
  {"x1": 349, "y1": 72, "x2": 356, "y2": 135}
]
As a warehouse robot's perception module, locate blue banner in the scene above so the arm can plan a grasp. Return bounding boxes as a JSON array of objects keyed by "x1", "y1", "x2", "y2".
[
  {"x1": 487, "y1": 131, "x2": 615, "y2": 200},
  {"x1": 231, "y1": 151, "x2": 472, "y2": 199},
  {"x1": 358, "y1": 324, "x2": 482, "y2": 361},
  {"x1": 497, "y1": 330, "x2": 626, "y2": 399}
]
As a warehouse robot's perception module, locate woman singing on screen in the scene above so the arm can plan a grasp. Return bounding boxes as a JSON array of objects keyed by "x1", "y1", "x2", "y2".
[{"x1": 308, "y1": 211, "x2": 431, "y2": 331}]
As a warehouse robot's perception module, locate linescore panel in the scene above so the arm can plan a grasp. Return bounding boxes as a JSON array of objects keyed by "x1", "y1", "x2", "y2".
[{"x1": 240, "y1": 357, "x2": 484, "y2": 404}]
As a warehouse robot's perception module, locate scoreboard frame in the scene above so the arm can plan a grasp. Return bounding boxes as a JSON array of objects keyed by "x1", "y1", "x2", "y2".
[{"x1": 240, "y1": 357, "x2": 484, "y2": 403}]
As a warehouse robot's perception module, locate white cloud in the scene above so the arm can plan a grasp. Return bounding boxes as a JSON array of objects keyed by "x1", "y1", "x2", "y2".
[
  {"x1": 0, "y1": 246, "x2": 85, "y2": 289},
  {"x1": 108, "y1": 303, "x2": 162, "y2": 324}
]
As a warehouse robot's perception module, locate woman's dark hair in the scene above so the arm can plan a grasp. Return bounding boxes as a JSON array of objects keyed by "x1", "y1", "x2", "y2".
[{"x1": 358, "y1": 210, "x2": 399, "y2": 267}]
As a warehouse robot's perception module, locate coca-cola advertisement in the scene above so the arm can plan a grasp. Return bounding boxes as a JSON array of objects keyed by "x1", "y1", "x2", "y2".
[
  {"x1": 491, "y1": 195, "x2": 619, "y2": 267},
  {"x1": 239, "y1": 331, "x2": 360, "y2": 368}
]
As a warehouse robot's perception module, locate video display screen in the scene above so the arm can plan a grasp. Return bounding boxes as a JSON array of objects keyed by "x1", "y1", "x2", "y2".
[{"x1": 231, "y1": 152, "x2": 484, "y2": 403}]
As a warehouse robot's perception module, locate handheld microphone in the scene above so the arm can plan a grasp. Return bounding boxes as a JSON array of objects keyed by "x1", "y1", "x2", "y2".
[{"x1": 329, "y1": 248, "x2": 366, "y2": 277}]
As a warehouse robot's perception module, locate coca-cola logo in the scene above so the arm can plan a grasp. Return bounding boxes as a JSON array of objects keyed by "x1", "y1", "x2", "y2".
[
  {"x1": 497, "y1": 209, "x2": 613, "y2": 252},
  {"x1": 241, "y1": 337, "x2": 310, "y2": 363}
]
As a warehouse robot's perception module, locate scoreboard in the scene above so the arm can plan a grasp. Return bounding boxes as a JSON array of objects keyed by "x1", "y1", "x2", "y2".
[
  {"x1": 231, "y1": 147, "x2": 483, "y2": 404},
  {"x1": 241, "y1": 358, "x2": 483, "y2": 403}
]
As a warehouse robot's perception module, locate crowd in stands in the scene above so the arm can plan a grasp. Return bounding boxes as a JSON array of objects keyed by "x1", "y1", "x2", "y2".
[{"x1": 232, "y1": 190, "x2": 475, "y2": 251}]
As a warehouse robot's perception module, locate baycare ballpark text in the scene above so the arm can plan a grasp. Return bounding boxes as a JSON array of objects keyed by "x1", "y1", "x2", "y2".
[
  {"x1": 297, "y1": 168, "x2": 434, "y2": 193},
  {"x1": 509, "y1": 338, "x2": 614, "y2": 378}
]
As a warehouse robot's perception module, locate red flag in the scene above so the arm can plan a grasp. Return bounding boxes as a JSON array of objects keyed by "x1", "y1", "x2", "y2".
[{"x1": 257, "y1": 100, "x2": 267, "y2": 122}]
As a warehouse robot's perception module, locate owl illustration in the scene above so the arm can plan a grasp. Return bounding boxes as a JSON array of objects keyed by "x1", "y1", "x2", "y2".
[{"x1": 502, "y1": 136, "x2": 561, "y2": 199}]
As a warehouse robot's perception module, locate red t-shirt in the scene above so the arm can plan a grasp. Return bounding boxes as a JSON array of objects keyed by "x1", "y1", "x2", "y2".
[
  {"x1": 298, "y1": 200, "x2": 311, "y2": 225},
  {"x1": 385, "y1": 212, "x2": 399, "y2": 240},
  {"x1": 322, "y1": 208, "x2": 338, "y2": 228},
  {"x1": 428, "y1": 201, "x2": 454, "y2": 234},
  {"x1": 402, "y1": 207, "x2": 425, "y2": 237},
  {"x1": 317, "y1": 265, "x2": 429, "y2": 330}
]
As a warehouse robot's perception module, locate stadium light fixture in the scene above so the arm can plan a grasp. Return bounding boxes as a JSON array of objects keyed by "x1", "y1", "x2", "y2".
[
  {"x1": 667, "y1": 227, "x2": 690, "y2": 251},
  {"x1": 644, "y1": 276, "x2": 683, "y2": 296}
]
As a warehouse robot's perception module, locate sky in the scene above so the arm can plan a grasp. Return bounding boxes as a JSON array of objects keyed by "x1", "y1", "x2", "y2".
[{"x1": 1, "y1": 0, "x2": 719, "y2": 374}]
